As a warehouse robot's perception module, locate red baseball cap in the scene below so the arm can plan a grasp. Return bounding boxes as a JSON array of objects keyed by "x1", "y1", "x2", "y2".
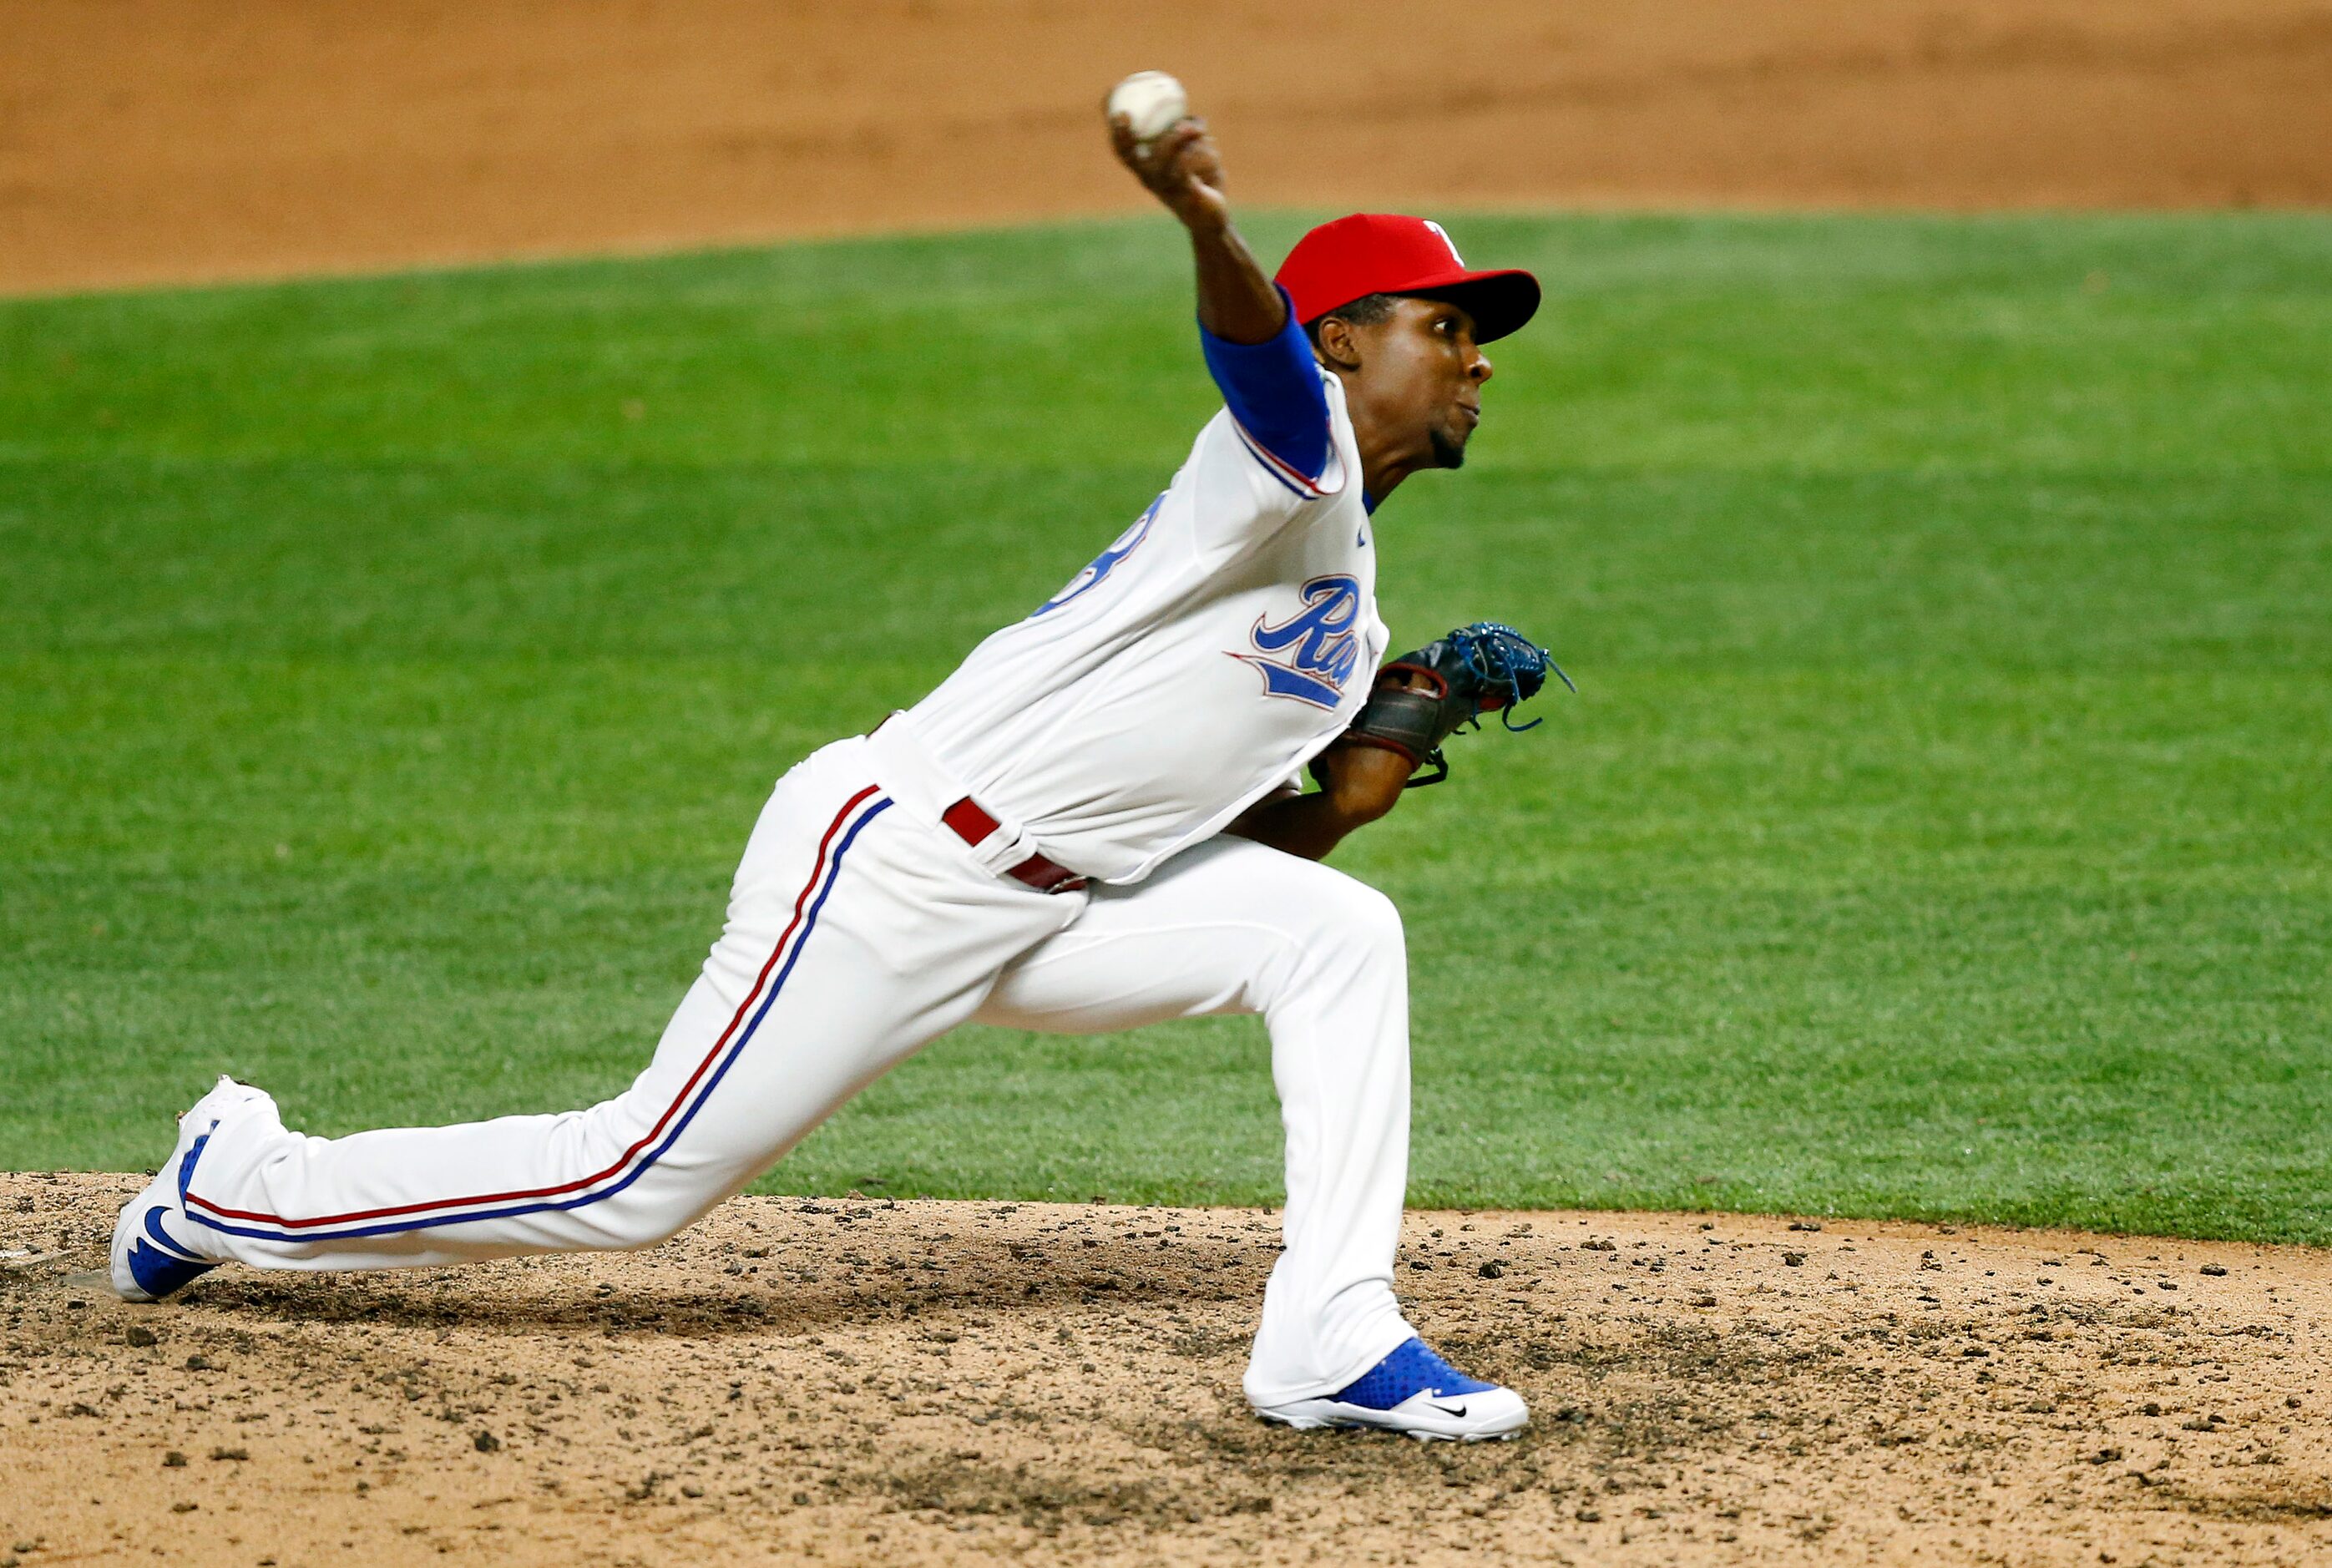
[{"x1": 1275, "y1": 214, "x2": 1540, "y2": 343}]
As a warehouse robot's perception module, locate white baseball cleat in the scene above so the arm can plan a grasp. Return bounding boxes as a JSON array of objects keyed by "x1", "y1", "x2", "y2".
[
  {"x1": 109, "y1": 1075, "x2": 272, "y2": 1303},
  {"x1": 1255, "y1": 1337, "x2": 1529, "y2": 1442}
]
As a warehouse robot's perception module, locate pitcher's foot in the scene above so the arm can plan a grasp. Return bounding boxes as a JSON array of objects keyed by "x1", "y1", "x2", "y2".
[
  {"x1": 1254, "y1": 1338, "x2": 1528, "y2": 1442},
  {"x1": 109, "y1": 1076, "x2": 270, "y2": 1302}
]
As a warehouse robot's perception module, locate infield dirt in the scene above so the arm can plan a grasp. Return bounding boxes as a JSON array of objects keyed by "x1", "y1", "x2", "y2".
[
  {"x1": 8, "y1": 0, "x2": 2332, "y2": 294},
  {"x1": 5, "y1": 1174, "x2": 2328, "y2": 1565}
]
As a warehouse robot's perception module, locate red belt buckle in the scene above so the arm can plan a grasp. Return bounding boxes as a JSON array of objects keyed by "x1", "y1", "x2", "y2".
[{"x1": 941, "y1": 797, "x2": 1086, "y2": 895}]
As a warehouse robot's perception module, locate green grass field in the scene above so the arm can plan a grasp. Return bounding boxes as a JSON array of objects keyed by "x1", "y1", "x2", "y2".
[{"x1": 4, "y1": 213, "x2": 2328, "y2": 1242}]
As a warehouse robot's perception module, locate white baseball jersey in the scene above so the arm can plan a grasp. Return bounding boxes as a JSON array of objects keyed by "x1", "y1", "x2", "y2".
[
  {"x1": 899, "y1": 367, "x2": 1384, "y2": 884},
  {"x1": 144, "y1": 280, "x2": 1475, "y2": 1417}
]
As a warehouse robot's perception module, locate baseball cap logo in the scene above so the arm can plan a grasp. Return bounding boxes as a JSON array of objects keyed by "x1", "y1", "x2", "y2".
[{"x1": 1423, "y1": 220, "x2": 1465, "y2": 267}]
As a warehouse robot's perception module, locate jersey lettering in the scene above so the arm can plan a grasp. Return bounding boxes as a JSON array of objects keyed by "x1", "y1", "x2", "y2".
[
  {"x1": 1232, "y1": 574, "x2": 1363, "y2": 708},
  {"x1": 906, "y1": 373, "x2": 1375, "y2": 886},
  {"x1": 1032, "y1": 494, "x2": 1164, "y2": 617}
]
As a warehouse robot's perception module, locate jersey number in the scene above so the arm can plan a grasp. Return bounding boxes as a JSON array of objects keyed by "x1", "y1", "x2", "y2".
[{"x1": 1031, "y1": 494, "x2": 1164, "y2": 618}]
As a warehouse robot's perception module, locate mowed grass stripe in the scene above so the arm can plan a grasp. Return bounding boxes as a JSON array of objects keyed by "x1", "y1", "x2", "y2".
[
  {"x1": 3, "y1": 214, "x2": 2327, "y2": 1240},
  {"x1": 8, "y1": 213, "x2": 2329, "y2": 473}
]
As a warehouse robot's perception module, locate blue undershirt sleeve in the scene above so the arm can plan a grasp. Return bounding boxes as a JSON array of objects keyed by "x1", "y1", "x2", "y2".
[{"x1": 1198, "y1": 286, "x2": 1333, "y2": 491}]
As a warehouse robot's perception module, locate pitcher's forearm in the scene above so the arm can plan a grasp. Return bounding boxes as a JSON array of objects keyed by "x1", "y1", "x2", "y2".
[
  {"x1": 1106, "y1": 109, "x2": 1282, "y2": 346},
  {"x1": 1191, "y1": 222, "x2": 1287, "y2": 346},
  {"x1": 1225, "y1": 793, "x2": 1345, "y2": 862},
  {"x1": 1224, "y1": 743, "x2": 1414, "y2": 861}
]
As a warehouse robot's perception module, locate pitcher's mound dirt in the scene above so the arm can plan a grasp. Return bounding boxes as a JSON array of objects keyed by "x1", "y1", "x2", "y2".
[{"x1": 3, "y1": 1174, "x2": 2327, "y2": 1565}]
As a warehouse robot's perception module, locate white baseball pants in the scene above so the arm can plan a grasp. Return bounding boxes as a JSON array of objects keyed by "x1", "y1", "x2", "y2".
[{"x1": 178, "y1": 728, "x2": 1416, "y2": 1404}]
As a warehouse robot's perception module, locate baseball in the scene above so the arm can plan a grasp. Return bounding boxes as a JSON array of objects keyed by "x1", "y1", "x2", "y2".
[{"x1": 1108, "y1": 70, "x2": 1189, "y2": 145}]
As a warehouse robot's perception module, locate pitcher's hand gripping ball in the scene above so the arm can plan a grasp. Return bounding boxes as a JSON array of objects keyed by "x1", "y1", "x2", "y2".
[
  {"x1": 1106, "y1": 71, "x2": 1189, "y2": 146},
  {"x1": 1340, "y1": 622, "x2": 1571, "y2": 787}
]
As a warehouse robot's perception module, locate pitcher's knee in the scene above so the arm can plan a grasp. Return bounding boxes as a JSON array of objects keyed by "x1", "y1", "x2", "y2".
[
  {"x1": 589, "y1": 1185, "x2": 722, "y2": 1251},
  {"x1": 620, "y1": 1210, "x2": 696, "y2": 1250},
  {"x1": 1234, "y1": 856, "x2": 1409, "y2": 1008},
  {"x1": 1309, "y1": 882, "x2": 1406, "y2": 967}
]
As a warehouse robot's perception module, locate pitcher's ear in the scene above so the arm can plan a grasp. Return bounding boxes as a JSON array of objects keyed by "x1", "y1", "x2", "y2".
[{"x1": 1313, "y1": 315, "x2": 1363, "y2": 372}]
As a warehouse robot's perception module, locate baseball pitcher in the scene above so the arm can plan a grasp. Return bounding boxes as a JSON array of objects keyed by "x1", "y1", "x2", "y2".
[{"x1": 111, "y1": 96, "x2": 1557, "y2": 1442}]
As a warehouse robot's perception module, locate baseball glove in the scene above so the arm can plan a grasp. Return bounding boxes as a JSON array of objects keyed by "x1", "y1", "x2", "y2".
[{"x1": 1338, "y1": 621, "x2": 1571, "y2": 787}]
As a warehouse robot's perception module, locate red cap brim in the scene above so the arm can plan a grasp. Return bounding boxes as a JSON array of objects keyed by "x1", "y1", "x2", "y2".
[{"x1": 1383, "y1": 268, "x2": 1540, "y2": 344}]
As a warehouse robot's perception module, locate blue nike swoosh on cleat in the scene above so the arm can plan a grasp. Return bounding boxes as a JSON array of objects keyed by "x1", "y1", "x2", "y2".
[
  {"x1": 125, "y1": 1235, "x2": 215, "y2": 1300},
  {"x1": 144, "y1": 1206, "x2": 205, "y2": 1261}
]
